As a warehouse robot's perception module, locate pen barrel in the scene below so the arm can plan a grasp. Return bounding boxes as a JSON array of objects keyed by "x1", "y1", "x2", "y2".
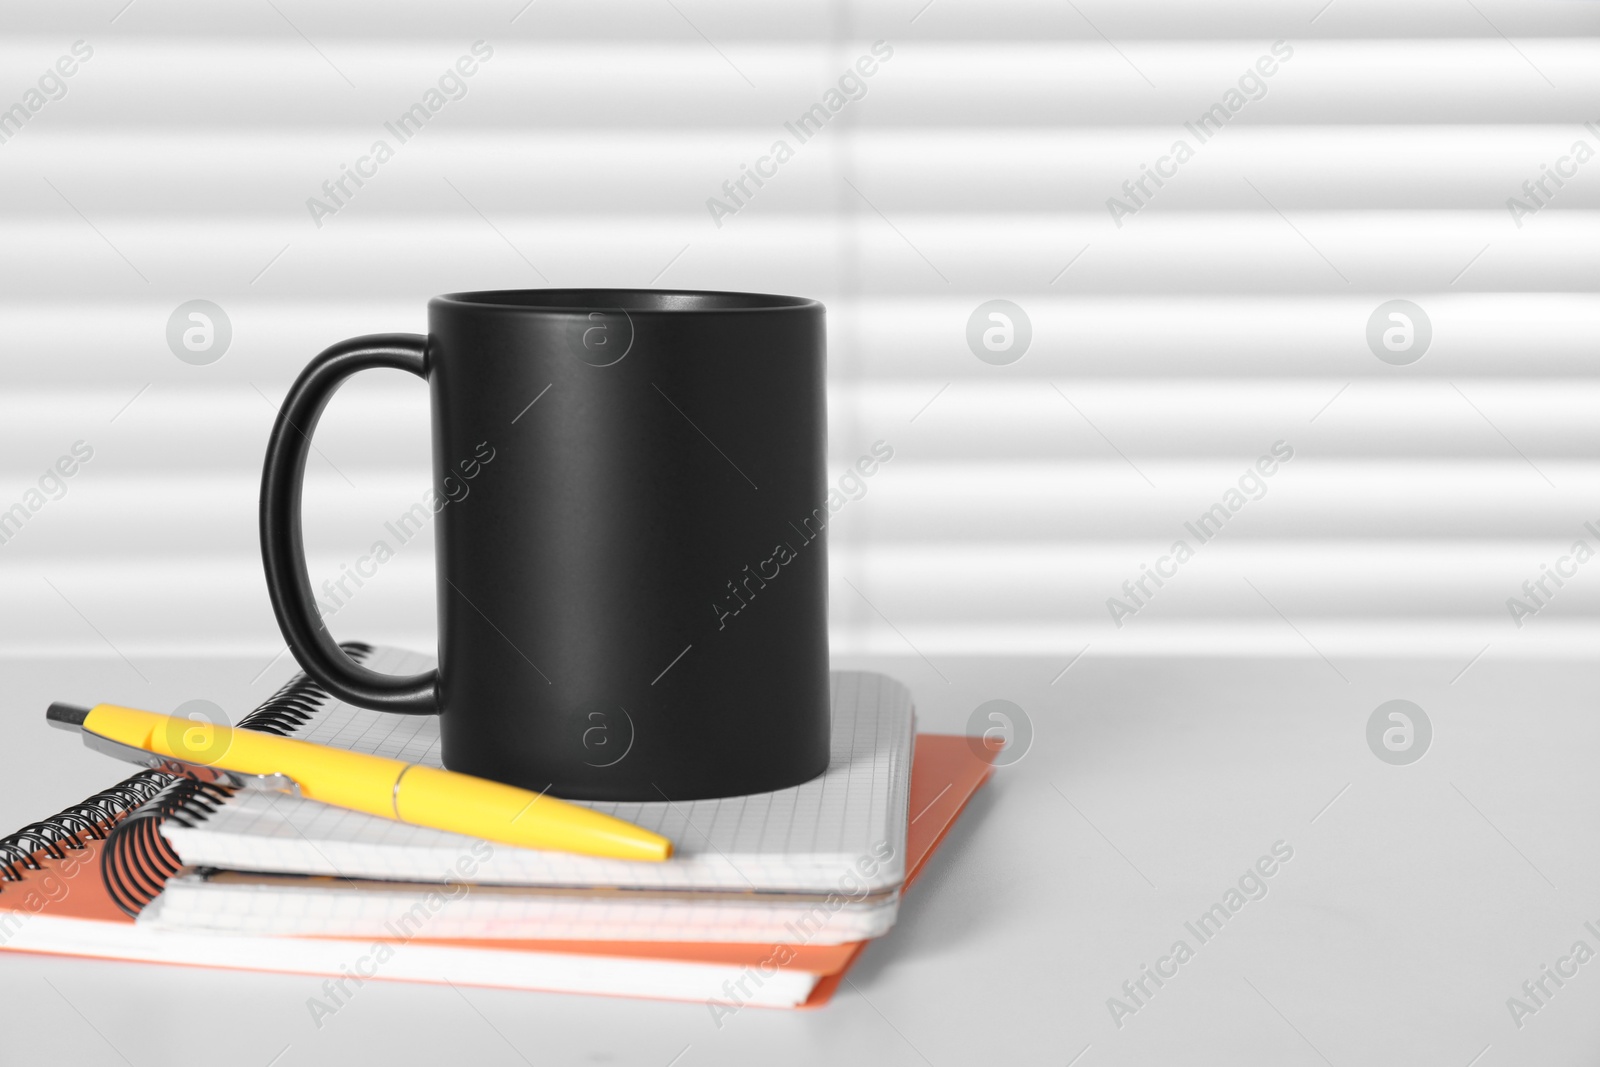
[
  {"x1": 84, "y1": 705, "x2": 670, "y2": 862},
  {"x1": 93, "y1": 705, "x2": 410, "y2": 815},
  {"x1": 394, "y1": 766, "x2": 671, "y2": 861}
]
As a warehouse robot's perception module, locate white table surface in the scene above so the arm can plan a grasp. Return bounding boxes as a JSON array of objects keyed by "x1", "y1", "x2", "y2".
[{"x1": 1, "y1": 650, "x2": 1596, "y2": 1066}]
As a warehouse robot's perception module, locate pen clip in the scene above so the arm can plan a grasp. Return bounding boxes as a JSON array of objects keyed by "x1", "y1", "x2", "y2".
[{"x1": 78, "y1": 728, "x2": 303, "y2": 797}]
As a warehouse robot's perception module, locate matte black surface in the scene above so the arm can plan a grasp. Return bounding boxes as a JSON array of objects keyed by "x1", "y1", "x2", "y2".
[
  {"x1": 260, "y1": 290, "x2": 831, "y2": 801},
  {"x1": 260, "y1": 336, "x2": 440, "y2": 714}
]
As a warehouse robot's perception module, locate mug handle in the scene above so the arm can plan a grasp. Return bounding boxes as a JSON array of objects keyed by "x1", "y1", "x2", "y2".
[{"x1": 260, "y1": 334, "x2": 439, "y2": 713}]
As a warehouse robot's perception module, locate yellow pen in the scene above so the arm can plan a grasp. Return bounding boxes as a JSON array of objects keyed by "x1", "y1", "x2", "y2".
[{"x1": 45, "y1": 702, "x2": 671, "y2": 862}]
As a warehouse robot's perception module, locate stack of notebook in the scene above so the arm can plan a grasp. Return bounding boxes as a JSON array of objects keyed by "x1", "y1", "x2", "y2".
[{"x1": 0, "y1": 645, "x2": 994, "y2": 1008}]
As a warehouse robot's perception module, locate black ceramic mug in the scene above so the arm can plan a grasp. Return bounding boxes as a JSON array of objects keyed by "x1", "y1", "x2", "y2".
[{"x1": 260, "y1": 289, "x2": 830, "y2": 801}]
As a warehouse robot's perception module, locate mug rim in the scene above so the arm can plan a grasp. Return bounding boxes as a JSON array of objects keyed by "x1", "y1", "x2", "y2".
[{"x1": 432, "y1": 288, "x2": 821, "y2": 314}]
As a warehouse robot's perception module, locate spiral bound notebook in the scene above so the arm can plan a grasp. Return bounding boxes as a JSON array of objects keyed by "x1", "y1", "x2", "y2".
[
  {"x1": 0, "y1": 769, "x2": 170, "y2": 891},
  {"x1": 0, "y1": 722, "x2": 996, "y2": 1008},
  {"x1": 155, "y1": 645, "x2": 918, "y2": 895}
]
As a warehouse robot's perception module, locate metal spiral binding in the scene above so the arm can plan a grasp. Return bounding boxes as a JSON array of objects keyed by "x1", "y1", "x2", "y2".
[
  {"x1": 236, "y1": 641, "x2": 372, "y2": 735},
  {"x1": 100, "y1": 776, "x2": 241, "y2": 917},
  {"x1": 0, "y1": 770, "x2": 171, "y2": 885},
  {"x1": 0, "y1": 647, "x2": 363, "y2": 913},
  {"x1": 94, "y1": 645, "x2": 367, "y2": 915}
]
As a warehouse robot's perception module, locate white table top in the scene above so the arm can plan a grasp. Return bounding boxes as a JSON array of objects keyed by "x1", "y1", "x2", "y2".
[{"x1": 1, "y1": 650, "x2": 1594, "y2": 1065}]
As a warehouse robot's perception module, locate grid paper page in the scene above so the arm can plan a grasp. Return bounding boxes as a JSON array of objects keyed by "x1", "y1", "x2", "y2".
[
  {"x1": 145, "y1": 874, "x2": 899, "y2": 944},
  {"x1": 163, "y1": 648, "x2": 914, "y2": 892}
]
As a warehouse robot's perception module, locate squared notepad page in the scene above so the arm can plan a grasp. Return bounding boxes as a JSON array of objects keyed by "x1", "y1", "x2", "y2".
[{"x1": 161, "y1": 647, "x2": 915, "y2": 893}]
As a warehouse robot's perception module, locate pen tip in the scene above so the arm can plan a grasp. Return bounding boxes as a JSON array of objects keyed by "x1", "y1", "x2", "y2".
[{"x1": 46, "y1": 702, "x2": 91, "y2": 731}]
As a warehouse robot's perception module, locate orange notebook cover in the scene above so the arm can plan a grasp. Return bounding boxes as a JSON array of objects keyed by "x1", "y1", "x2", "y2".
[{"x1": 0, "y1": 734, "x2": 994, "y2": 1004}]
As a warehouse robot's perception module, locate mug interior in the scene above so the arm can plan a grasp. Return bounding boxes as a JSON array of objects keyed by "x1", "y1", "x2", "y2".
[{"x1": 434, "y1": 289, "x2": 817, "y2": 313}]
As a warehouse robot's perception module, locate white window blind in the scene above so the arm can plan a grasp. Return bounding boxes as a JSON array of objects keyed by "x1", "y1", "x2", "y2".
[{"x1": 0, "y1": 1, "x2": 1594, "y2": 664}]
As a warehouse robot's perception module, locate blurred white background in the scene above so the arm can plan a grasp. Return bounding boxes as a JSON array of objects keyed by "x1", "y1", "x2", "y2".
[
  {"x1": 1, "y1": 0, "x2": 1596, "y2": 673},
  {"x1": 6, "y1": 7, "x2": 1600, "y2": 1064}
]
